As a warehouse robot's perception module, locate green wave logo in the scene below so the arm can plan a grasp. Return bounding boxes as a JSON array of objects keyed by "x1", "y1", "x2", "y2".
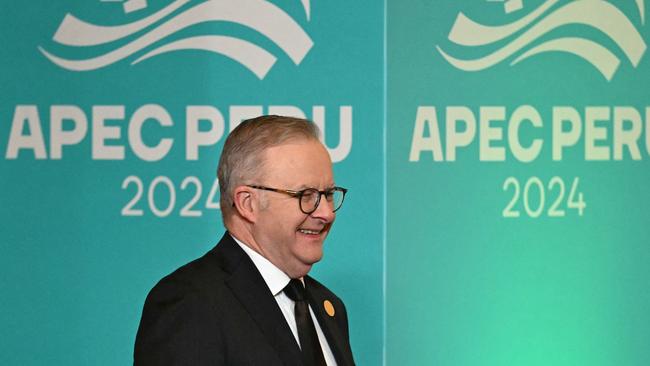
[{"x1": 437, "y1": 0, "x2": 647, "y2": 81}]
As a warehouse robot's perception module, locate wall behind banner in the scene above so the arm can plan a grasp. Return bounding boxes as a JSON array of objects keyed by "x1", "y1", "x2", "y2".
[
  {"x1": 3, "y1": 1, "x2": 650, "y2": 365},
  {"x1": 0, "y1": 1, "x2": 382, "y2": 365},
  {"x1": 387, "y1": 1, "x2": 650, "y2": 366}
]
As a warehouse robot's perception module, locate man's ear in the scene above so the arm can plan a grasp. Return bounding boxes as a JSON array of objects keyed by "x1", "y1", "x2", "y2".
[{"x1": 232, "y1": 185, "x2": 256, "y2": 222}]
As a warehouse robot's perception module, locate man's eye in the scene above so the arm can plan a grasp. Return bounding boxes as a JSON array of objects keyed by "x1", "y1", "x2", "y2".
[{"x1": 301, "y1": 190, "x2": 318, "y2": 199}]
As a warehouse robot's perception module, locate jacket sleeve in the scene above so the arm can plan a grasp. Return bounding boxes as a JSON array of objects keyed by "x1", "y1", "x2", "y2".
[{"x1": 134, "y1": 277, "x2": 224, "y2": 366}]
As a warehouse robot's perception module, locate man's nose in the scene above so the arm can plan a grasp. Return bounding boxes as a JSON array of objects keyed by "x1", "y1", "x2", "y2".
[{"x1": 311, "y1": 194, "x2": 336, "y2": 221}]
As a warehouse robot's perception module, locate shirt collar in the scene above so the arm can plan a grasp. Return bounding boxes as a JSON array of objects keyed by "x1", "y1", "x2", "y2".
[{"x1": 231, "y1": 234, "x2": 291, "y2": 296}]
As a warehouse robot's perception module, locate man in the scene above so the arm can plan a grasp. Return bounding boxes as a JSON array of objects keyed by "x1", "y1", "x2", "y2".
[{"x1": 134, "y1": 115, "x2": 355, "y2": 366}]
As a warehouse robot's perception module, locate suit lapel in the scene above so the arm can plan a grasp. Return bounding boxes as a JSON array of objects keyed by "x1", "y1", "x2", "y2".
[
  {"x1": 305, "y1": 278, "x2": 355, "y2": 366},
  {"x1": 218, "y1": 235, "x2": 304, "y2": 366}
]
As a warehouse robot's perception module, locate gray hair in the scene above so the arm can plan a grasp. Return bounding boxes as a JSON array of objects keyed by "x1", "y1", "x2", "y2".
[{"x1": 217, "y1": 115, "x2": 321, "y2": 219}]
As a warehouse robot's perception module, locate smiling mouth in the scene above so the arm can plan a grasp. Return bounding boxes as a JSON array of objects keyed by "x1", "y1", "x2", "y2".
[{"x1": 298, "y1": 228, "x2": 323, "y2": 235}]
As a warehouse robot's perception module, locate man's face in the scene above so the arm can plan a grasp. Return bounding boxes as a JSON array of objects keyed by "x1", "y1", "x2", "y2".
[{"x1": 252, "y1": 139, "x2": 336, "y2": 278}]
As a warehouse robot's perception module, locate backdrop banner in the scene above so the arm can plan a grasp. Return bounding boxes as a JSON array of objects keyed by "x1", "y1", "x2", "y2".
[
  {"x1": 3, "y1": 1, "x2": 650, "y2": 365},
  {"x1": 388, "y1": 1, "x2": 650, "y2": 365},
  {"x1": 0, "y1": 1, "x2": 382, "y2": 365}
]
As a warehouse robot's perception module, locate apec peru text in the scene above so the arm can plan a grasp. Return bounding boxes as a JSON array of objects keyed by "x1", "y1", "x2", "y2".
[
  {"x1": 409, "y1": 106, "x2": 650, "y2": 162},
  {"x1": 5, "y1": 105, "x2": 352, "y2": 162}
]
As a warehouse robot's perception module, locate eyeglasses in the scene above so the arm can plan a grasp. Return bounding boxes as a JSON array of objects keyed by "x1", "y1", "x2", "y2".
[{"x1": 247, "y1": 185, "x2": 348, "y2": 214}]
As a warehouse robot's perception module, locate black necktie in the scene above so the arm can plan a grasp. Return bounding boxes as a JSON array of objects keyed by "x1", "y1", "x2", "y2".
[{"x1": 283, "y1": 279, "x2": 327, "y2": 366}]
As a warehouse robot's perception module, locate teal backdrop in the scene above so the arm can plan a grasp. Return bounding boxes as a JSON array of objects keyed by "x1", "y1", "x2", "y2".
[
  {"x1": 1, "y1": 1, "x2": 382, "y2": 365},
  {"x1": 388, "y1": 1, "x2": 650, "y2": 366},
  {"x1": 2, "y1": 1, "x2": 650, "y2": 365}
]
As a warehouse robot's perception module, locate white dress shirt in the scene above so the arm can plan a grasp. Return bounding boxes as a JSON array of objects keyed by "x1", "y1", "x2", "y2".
[{"x1": 233, "y1": 236, "x2": 337, "y2": 366}]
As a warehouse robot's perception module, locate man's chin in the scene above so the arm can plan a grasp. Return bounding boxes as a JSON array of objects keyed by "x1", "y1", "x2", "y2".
[
  {"x1": 287, "y1": 261, "x2": 315, "y2": 279},
  {"x1": 296, "y1": 250, "x2": 324, "y2": 271}
]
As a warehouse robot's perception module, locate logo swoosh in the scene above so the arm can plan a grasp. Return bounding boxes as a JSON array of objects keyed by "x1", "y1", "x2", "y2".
[
  {"x1": 132, "y1": 35, "x2": 277, "y2": 79},
  {"x1": 437, "y1": 1, "x2": 647, "y2": 81},
  {"x1": 512, "y1": 37, "x2": 620, "y2": 81},
  {"x1": 448, "y1": 0, "x2": 559, "y2": 46},
  {"x1": 52, "y1": 0, "x2": 190, "y2": 46},
  {"x1": 39, "y1": 0, "x2": 313, "y2": 79},
  {"x1": 636, "y1": 0, "x2": 645, "y2": 23}
]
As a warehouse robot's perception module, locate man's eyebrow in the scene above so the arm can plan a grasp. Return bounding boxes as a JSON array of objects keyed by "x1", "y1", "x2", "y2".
[{"x1": 293, "y1": 184, "x2": 336, "y2": 190}]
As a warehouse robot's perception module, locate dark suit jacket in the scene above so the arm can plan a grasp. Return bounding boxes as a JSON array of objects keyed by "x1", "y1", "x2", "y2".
[{"x1": 134, "y1": 233, "x2": 355, "y2": 366}]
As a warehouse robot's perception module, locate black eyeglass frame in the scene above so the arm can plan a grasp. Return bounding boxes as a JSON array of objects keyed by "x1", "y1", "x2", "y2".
[{"x1": 247, "y1": 185, "x2": 348, "y2": 214}]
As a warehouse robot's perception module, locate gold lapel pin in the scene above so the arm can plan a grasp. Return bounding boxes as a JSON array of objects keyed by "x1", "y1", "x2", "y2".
[{"x1": 323, "y1": 300, "x2": 335, "y2": 317}]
